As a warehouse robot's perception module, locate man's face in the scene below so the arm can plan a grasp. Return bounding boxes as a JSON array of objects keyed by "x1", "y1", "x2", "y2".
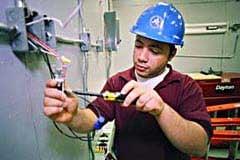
[{"x1": 133, "y1": 35, "x2": 173, "y2": 78}]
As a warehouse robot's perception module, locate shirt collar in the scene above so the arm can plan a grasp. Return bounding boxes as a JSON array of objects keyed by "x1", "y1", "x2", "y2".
[{"x1": 118, "y1": 64, "x2": 182, "y2": 86}]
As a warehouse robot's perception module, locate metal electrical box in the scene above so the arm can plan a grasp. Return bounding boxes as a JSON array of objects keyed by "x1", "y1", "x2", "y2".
[{"x1": 104, "y1": 11, "x2": 117, "y2": 51}]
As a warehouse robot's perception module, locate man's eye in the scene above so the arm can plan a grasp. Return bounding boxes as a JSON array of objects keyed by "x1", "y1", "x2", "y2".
[
  {"x1": 135, "y1": 44, "x2": 143, "y2": 48},
  {"x1": 150, "y1": 48, "x2": 161, "y2": 54}
]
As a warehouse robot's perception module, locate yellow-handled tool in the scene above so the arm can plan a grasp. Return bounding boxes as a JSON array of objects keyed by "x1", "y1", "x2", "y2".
[{"x1": 70, "y1": 90, "x2": 126, "y2": 103}]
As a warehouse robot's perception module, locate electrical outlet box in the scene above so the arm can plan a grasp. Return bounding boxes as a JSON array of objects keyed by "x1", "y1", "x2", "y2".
[
  {"x1": 96, "y1": 39, "x2": 103, "y2": 52},
  {"x1": 27, "y1": 13, "x2": 57, "y2": 50},
  {"x1": 79, "y1": 32, "x2": 91, "y2": 52}
]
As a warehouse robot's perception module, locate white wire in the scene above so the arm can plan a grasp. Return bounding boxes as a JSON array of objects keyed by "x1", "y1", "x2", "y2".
[
  {"x1": 77, "y1": 0, "x2": 85, "y2": 33},
  {"x1": 26, "y1": 17, "x2": 64, "y2": 27},
  {"x1": 26, "y1": 2, "x2": 83, "y2": 29},
  {"x1": 62, "y1": 3, "x2": 82, "y2": 28},
  {"x1": 39, "y1": 48, "x2": 58, "y2": 58}
]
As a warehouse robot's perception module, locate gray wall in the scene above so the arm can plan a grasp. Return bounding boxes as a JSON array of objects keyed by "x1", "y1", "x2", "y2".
[{"x1": 0, "y1": 0, "x2": 240, "y2": 160}]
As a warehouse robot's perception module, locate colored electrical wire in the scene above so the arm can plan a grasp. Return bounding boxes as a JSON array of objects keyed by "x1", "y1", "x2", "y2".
[{"x1": 27, "y1": 32, "x2": 58, "y2": 57}]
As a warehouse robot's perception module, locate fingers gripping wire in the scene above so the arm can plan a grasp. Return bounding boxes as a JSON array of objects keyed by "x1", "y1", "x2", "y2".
[
  {"x1": 52, "y1": 95, "x2": 97, "y2": 141},
  {"x1": 38, "y1": 43, "x2": 96, "y2": 141},
  {"x1": 38, "y1": 40, "x2": 112, "y2": 140}
]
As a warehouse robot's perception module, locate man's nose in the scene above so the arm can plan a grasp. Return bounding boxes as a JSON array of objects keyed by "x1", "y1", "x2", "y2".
[{"x1": 138, "y1": 47, "x2": 149, "y2": 62}]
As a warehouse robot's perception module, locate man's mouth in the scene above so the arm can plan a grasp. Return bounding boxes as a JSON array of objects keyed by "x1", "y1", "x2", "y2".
[{"x1": 135, "y1": 64, "x2": 148, "y2": 72}]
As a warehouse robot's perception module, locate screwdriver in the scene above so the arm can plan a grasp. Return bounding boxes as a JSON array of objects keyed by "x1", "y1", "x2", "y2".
[{"x1": 70, "y1": 90, "x2": 127, "y2": 103}]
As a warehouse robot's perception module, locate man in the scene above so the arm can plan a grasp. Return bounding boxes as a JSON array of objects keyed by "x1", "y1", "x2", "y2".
[{"x1": 43, "y1": 2, "x2": 212, "y2": 160}]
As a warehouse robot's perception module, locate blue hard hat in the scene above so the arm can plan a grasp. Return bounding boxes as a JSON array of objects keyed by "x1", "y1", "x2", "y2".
[{"x1": 130, "y1": 2, "x2": 185, "y2": 46}]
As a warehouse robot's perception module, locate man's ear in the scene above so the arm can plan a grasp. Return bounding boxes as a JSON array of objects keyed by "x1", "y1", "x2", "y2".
[{"x1": 168, "y1": 48, "x2": 177, "y2": 61}]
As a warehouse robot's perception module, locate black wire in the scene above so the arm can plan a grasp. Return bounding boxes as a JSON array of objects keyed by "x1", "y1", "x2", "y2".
[
  {"x1": 67, "y1": 127, "x2": 93, "y2": 141},
  {"x1": 44, "y1": 54, "x2": 55, "y2": 78},
  {"x1": 41, "y1": 50, "x2": 55, "y2": 78},
  {"x1": 53, "y1": 121, "x2": 79, "y2": 139}
]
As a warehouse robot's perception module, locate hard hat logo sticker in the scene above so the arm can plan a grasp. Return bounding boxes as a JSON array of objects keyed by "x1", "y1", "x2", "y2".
[{"x1": 150, "y1": 16, "x2": 163, "y2": 29}]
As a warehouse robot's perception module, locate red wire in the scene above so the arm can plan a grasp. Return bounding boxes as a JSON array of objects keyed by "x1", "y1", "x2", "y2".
[
  {"x1": 27, "y1": 32, "x2": 58, "y2": 57},
  {"x1": 27, "y1": 32, "x2": 68, "y2": 78}
]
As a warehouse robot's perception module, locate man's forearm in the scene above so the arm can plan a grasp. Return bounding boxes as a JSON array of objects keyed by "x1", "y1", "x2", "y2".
[
  {"x1": 156, "y1": 103, "x2": 208, "y2": 156},
  {"x1": 66, "y1": 108, "x2": 98, "y2": 133}
]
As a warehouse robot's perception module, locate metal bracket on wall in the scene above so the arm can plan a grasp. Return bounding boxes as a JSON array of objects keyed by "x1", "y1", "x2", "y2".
[
  {"x1": 5, "y1": 7, "x2": 29, "y2": 52},
  {"x1": 79, "y1": 32, "x2": 91, "y2": 52}
]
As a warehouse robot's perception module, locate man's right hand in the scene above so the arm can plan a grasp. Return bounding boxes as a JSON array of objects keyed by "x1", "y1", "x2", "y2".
[{"x1": 43, "y1": 79, "x2": 78, "y2": 124}]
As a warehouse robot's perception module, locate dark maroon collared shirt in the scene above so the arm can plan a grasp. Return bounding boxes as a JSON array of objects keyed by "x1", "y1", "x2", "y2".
[{"x1": 88, "y1": 65, "x2": 212, "y2": 160}]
